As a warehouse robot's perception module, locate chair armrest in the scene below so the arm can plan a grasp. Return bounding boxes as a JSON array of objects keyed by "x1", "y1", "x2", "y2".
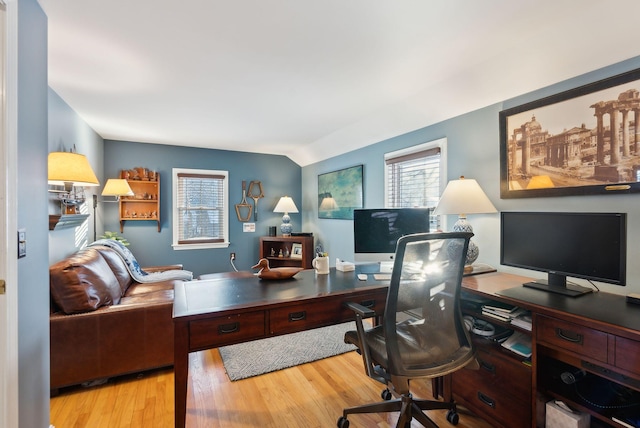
[
  {"x1": 142, "y1": 264, "x2": 183, "y2": 273},
  {"x1": 344, "y1": 301, "x2": 376, "y2": 318}
]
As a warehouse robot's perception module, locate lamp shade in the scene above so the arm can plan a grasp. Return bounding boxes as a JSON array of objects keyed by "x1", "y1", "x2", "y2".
[
  {"x1": 319, "y1": 194, "x2": 339, "y2": 211},
  {"x1": 101, "y1": 179, "x2": 134, "y2": 197},
  {"x1": 433, "y1": 176, "x2": 496, "y2": 216},
  {"x1": 273, "y1": 196, "x2": 299, "y2": 214},
  {"x1": 48, "y1": 152, "x2": 99, "y2": 188}
]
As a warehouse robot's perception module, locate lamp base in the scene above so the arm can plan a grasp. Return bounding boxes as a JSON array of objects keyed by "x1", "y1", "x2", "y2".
[
  {"x1": 280, "y1": 213, "x2": 292, "y2": 236},
  {"x1": 452, "y1": 217, "x2": 479, "y2": 266}
]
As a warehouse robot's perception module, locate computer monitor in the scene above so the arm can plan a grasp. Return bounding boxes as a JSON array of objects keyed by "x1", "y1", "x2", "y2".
[
  {"x1": 500, "y1": 211, "x2": 627, "y2": 297},
  {"x1": 353, "y1": 208, "x2": 431, "y2": 271}
]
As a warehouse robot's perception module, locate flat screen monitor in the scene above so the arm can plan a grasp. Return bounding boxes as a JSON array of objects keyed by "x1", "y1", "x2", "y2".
[
  {"x1": 500, "y1": 211, "x2": 627, "y2": 297},
  {"x1": 353, "y1": 208, "x2": 431, "y2": 270}
]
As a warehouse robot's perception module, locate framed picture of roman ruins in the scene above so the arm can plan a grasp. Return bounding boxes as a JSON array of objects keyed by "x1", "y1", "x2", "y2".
[{"x1": 499, "y1": 68, "x2": 640, "y2": 198}]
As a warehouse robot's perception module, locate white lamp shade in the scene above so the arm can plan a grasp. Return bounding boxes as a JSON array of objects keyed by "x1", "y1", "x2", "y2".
[
  {"x1": 433, "y1": 177, "x2": 497, "y2": 216},
  {"x1": 101, "y1": 179, "x2": 134, "y2": 197},
  {"x1": 273, "y1": 196, "x2": 299, "y2": 213},
  {"x1": 48, "y1": 152, "x2": 100, "y2": 187}
]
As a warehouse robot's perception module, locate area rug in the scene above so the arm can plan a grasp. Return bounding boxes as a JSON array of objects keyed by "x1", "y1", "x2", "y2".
[{"x1": 218, "y1": 321, "x2": 357, "y2": 381}]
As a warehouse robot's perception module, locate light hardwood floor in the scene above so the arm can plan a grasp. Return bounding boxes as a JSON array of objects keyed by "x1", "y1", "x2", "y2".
[{"x1": 50, "y1": 349, "x2": 494, "y2": 427}]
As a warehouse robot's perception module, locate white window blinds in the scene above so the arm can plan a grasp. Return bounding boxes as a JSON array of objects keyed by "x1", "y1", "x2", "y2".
[
  {"x1": 385, "y1": 147, "x2": 441, "y2": 209},
  {"x1": 175, "y1": 171, "x2": 227, "y2": 245}
]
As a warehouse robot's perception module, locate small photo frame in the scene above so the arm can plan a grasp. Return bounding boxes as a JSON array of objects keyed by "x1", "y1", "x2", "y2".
[{"x1": 291, "y1": 243, "x2": 303, "y2": 259}]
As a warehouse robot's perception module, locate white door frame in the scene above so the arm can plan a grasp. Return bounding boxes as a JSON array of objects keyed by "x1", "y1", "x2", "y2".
[{"x1": 0, "y1": 1, "x2": 20, "y2": 427}]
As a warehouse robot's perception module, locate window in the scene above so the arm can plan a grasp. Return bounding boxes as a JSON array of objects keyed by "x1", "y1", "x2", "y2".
[
  {"x1": 172, "y1": 168, "x2": 229, "y2": 250},
  {"x1": 384, "y1": 138, "x2": 446, "y2": 230}
]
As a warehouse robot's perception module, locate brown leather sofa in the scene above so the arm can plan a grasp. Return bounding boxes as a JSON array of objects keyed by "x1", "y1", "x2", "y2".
[{"x1": 49, "y1": 244, "x2": 187, "y2": 391}]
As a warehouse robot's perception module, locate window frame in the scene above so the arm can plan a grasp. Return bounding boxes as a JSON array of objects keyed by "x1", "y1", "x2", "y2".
[
  {"x1": 172, "y1": 168, "x2": 230, "y2": 250},
  {"x1": 384, "y1": 137, "x2": 448, "y2": 230}
]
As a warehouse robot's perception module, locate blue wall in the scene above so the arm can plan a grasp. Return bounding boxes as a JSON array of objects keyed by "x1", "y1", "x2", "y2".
[
  {"x1": 302, "y1": 55, "x2": 640, "y2": 297},
  {"x1": 103, "y1": 140, "x2": 301, "y2": 276},
  {"x1": 17, "y1": 0, "x2": 50, "y2": 426},
  {"x1": 48, "y1": 88, "x2": 104, "y2": 263}
]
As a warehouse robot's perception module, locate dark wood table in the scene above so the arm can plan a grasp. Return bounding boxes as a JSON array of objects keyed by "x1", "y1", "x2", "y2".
[{"x1": 173, "y1": 268, "x2": 389, "y2": 428}]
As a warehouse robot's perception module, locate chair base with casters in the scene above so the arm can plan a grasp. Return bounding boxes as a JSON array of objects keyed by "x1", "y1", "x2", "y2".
[{"x1": 337, "y1": 386, "x2": 459, "y2": 428}]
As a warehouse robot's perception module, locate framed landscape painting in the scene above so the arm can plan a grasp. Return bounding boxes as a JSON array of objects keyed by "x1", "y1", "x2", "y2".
[
  {"x1": 318, "y1": 165, "x2": 363, "y2": 219},
  {"x1": 500, "y1": 68, "x2": 640, "y2": 198}
]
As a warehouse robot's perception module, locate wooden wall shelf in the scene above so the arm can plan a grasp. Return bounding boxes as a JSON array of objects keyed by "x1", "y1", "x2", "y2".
[{"x1": 118, "y1": 172, "x2": 160, "y2": 232}]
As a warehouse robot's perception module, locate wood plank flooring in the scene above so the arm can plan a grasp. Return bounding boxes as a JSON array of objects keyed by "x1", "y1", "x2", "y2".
[{"x1": 50, "y1": 349, "x2": 495, "y2": 427}]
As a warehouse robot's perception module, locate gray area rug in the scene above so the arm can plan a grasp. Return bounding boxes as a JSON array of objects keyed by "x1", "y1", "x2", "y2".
[{"x1": 218, "y1": 321, "x2": 357, "y2": 381}]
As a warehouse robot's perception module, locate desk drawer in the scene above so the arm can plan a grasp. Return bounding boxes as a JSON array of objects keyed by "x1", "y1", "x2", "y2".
[
  {"x1": 189, "y1": 311, "x2": 265, "y2": 350},
  {"x1": 270, "y1": 300, "x2": 342, "y2": 334},
  {"x1": 615, "y1": 336, "x2": 640, "y2": 377},
  {"x1": 537, "y1": 314, "x2": 608, "y2": 363},
  {"x1": 452, "y1": 348, "x2": 531, "y2": 428}
]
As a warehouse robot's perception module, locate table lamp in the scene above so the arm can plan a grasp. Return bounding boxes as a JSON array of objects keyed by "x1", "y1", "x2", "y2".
[
  {"x1": 273, "y1": 196, "x2": 298, "y2": 236},
  {"x1": 319, "y1": 192, "x2": 339, "y2": 211},
  {"x1": 433, "y1": 176, "x2": 497, "y2": 270}
]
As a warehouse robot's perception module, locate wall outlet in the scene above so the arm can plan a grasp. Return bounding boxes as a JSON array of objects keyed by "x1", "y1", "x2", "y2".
[{"x1": 230, "y1": 252, "x2": 236, "y2": 261}]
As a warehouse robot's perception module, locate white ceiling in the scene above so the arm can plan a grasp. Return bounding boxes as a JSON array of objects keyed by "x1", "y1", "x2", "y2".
[{"x1": 39, "y1": 0, "x2": 640, "y2": 166}]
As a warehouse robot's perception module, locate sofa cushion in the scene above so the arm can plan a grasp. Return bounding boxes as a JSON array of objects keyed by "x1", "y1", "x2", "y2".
[{"x1": 50, "y1": 248, "x2": 123, "y2": 314}]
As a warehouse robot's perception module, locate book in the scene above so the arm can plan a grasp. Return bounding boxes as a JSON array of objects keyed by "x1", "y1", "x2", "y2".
[
  {"x1": 482, "y1": 301, "x2": 519, "y2": 313},
  {"x1": 501, "y1": 331, "x2": 532, "y2": 357},
  {"x1": 511, "y1": 312, "x2": 533, "y2": 331}
]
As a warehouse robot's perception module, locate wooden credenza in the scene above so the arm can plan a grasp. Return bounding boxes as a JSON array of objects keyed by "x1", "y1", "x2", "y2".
[{"x1": 448, "y1": 272, "x2": 640, "y2": 428}]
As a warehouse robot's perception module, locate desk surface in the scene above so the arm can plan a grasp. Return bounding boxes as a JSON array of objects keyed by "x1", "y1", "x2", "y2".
[
  {"x1": 464, "y1": 271, "x2": 640, "y2": 337},
  {"x1": 174, "y1": 268, "x2": 388, "y2": 319}
]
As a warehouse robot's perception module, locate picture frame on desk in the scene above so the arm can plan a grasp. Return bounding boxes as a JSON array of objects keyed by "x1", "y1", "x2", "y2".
[
  {"x1": 290, "y1": 243, "x2": 302, "y2": 259},
  {"x1": 500, "y1": 68, "x2": 640, "y2": 198}
]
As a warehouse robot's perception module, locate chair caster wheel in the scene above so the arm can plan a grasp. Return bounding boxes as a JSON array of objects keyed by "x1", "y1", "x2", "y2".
[
  {"x1": 337, "y1": 416, "x2": 350, "y2": 428},
  {"x1": 446, "y1": 409, "x2": 459, "y2": 425},
  {"x1": 381, "y1": 388, "x2": 392, "y2": 400}
]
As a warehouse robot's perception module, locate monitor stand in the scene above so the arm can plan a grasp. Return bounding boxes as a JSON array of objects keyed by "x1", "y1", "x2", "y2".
[
  {"x1": 523, "y1": 280, "x2": 592, "y2": 297},
  {"x1": 379, "y1": 261, "x2": 394, "y2": 273}
]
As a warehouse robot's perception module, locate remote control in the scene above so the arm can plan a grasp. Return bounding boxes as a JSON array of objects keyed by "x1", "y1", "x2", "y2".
[{"x1": 357, "y1": 274, "x2": 367, "y2": 281}]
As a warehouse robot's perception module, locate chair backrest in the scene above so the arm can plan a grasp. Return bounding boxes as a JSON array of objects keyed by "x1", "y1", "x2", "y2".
[{"x1": 383, "y1": 232, "x2": 475, "y2": 385}]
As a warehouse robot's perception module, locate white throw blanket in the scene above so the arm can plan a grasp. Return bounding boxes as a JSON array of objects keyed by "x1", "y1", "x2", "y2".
[{"x1": 89, "y1": 239, "x2": 193, "y2": 282}]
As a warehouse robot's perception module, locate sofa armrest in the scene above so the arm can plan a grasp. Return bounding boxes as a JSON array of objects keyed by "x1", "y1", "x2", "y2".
[{"x1": 142, "y1": 264, "x2": 183, "y2": 272}]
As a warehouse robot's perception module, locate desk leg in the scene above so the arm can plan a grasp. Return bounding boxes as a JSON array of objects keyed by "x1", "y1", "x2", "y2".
[{"x1": 174, "y1": 319, "x2": 189, "y2": 428}]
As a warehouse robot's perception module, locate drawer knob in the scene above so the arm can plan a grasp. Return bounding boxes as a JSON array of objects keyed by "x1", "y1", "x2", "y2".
[
  {"x1": 555, "y1": 327, "x2": 583, "y2": 344},
  {"x1": 479, "y1": 359, "x2": 496, "y2": 374},
  {"x1": 218, "y1": 322, "x2": 239, "y2": 335},
  {"x1": 477, "y1": 391, "x2": 496, "y2": 408},
  {"x1": 288, "y1": 311, "x2": 307, "y2": 322},
  {"x1": 360, "y1": 299, "x2": 375, "y2": 309}
]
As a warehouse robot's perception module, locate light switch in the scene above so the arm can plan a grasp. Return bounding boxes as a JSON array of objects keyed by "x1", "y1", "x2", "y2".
[{"x1": 17, "y1": 228, "x2": 26, "y2": 258}]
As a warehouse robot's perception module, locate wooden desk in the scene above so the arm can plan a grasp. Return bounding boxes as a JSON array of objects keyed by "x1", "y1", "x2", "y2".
[
  {"x1": 455, "y1": 272, "x2": 640, "y2": 428},
  {"x1": 172, "y1": 268, "x2": 388, "y2": 428}
]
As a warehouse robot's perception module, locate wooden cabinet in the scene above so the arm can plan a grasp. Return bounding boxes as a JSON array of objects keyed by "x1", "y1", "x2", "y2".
[
  {"x1": 447, "y1": 288, "x2": 532, "y2": 428},
  {"x1": 119, "y1": 173, "x2": 160, "y2": 232},
  {"x1": 259, "y1": 236, "x2": 314, "y2": 269}
]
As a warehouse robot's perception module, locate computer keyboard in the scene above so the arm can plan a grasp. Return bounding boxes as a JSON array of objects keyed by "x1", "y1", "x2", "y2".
[{"x1": 373, "y1": 273, "x2": 392, "y2": 281}]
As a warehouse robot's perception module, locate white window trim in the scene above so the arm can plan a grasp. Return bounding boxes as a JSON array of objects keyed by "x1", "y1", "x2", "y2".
[
  {"x1": 172, "y1": 168, "x2": 230, "y2": 250},
  {"x1": 384, "y1": 137, "x2": 448, "y2": 231},
  {"x1": 383, "y1": 137, "x2": 448, "y2": 207}
]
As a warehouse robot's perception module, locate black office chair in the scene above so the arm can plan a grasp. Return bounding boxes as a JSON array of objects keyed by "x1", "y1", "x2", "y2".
[{"x1": 338, "y1": 232, "x2": 476, "y2": 428}]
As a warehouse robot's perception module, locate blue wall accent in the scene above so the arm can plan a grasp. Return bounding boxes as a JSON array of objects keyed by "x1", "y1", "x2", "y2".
[
  {"x1": 103, "y1": 140, "x2": 301, "y2": 276},
  {"x1": 302, "y1": 55, "x2": 640, "y2": 296},
  {"x1": 18, "y1": 0, "x2": 50, "y2": 426},
  {"x1": 48, "y1": 88, "x2": 104, "y2": 263}
]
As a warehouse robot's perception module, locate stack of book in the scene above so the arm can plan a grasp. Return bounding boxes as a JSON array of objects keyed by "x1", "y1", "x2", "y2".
[
  {"x1": 481, "y1": 302, "x2": 532, "y2": 330},
  {"x1": 511, "y1": 312, "x2": 533, "y2": 331}
]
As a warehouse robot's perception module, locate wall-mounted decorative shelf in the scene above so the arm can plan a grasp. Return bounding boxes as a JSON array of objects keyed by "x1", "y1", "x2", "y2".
[
  {"x1": 49, "y1": 214, "x2": 90, "y2": 231},
  {"x1": 118, "y1": 171, "x2": 160, "y2": 232}
]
